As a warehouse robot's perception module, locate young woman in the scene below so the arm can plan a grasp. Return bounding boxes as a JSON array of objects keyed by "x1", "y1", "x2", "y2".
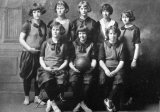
[
  {"x1": 99, "y1": 26, "x2": 124, "y2": 112},
  {"x1": 120, "y1": 10, "x2": 141, "y2": 107},
  {"x1": 37, "y1": 21, "x2": 68, "y2": 112},
  {"x1": 69, "y1": 25, "x2": 97, "y2": 112},
  {"x1": 47, "y1": 0, "x2": 72, "y2": 43},
  {"x1": 71, "y1": 1, "x2": 97, "y2": 43},
  {"x1": 97, "y1": 3, "x2": 118, "y2": 43},
  {"x1": 19, "y1": 3, "x2": 47, "y2": 105}
]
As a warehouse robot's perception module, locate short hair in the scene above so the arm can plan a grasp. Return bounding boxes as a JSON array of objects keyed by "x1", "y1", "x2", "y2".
[
  {"x1": 100, "y1": 3, "x2": 113, "y2": 15},
  {"x1": 120, "y1": 10, "x2": 135, "y2": 22},
  {"x1": 76, "y1": 25, "x2": 88, "y2": 36},
  {"x1": 78, "y1": 1, "x2": 91, "y2": 12},
  {"x1": 54, "y1": 0, "x2": 69, "y2": 13},
  {"x1": 49, "y1": 21, "x2": 65, "y2": 35},
  {"x1": 28, "y1": 3, "x2": 46, "y2": 16},
  {"x1": 106, "y1": 26, "x2": 121, "y2": 38}
]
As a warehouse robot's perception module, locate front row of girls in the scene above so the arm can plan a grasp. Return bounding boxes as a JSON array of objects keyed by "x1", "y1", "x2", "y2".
[{"x1": 19, "y1": 1, "x2": 141, "y2": 112}]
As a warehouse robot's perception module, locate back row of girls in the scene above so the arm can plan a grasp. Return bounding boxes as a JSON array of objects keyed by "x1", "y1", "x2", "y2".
[{"x1": 19, "y1": 1, "x2": 141, "y2": 112}]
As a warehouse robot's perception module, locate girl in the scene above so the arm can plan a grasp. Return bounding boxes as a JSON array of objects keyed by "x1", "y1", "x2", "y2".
[
  {"x1": 19, "y1": 3, "x2": 47, "y2": 105},
  {"x1": 97, "y1": 3, "x2": 118, "y2": 43},
  {"x1": 48, "y1": 0, "x2": 72, "y2": 43},
  {"x1": 99, "y1": 26, "x2": 124, "y2": 112},
  {"x1": 69, "y1": 25, "x2": 97, "y2": 112},
  {"x1": 120, "y1": 10, "x2": 141, "y2": 107},
  {"x1": 47, "y1": 1, "x2": 71, "y2": 101},
  {"x1": 37, "y1": 21, "x2": 68, "y2": 112},
  {"x1": 71, "y1": 1, "x2": 97, "y2": 43}
]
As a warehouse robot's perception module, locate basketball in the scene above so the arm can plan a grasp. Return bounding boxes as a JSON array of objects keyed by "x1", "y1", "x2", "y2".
[{"x1": 75, "y1": 57, "x2": 91, "y2": 72}]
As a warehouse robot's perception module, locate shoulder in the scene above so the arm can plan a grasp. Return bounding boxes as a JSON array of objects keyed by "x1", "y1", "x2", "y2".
[
  {"x1": 22, "y1": 20, "x2": 31, "y2": 28},
  {"x1": 132, "y1": 25, "x2": 140, "y2": 32},
  {"x1": 47, "y1": 20, "x2": 54, "y2": 28}
]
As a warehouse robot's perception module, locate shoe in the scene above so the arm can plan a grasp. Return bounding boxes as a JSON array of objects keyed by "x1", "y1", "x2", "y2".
[
  {"x1": 81, "y1": 101, "x2": 92, "y2": 112},
  {"x1": 46, "y1": 100, "x2": 52, "y2": 112},
  {"x1": 73, "y1": 103, "x2": 81, "y2": 112},
  {"x1": 23, "y1": 96, "x2": 29, "y2": 105},
  {"x1": 104, "y1": 99, "x2": 116, "y2": 112},
  {"x1": 34, "y1": 96, "x2": 46, "y2": 105},
  {"x1": 50, "y1": 100, "x2": 61, "y2": 112}
]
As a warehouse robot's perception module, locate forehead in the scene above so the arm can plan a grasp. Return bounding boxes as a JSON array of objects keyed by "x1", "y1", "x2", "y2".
[
  {"x1": 52, "y1": 26, "x2": 60, "y2": 29},
  {"x1": 109, "y1": 29, "x2": 116, "y2": 33},
  {"x1": 122, "y1": 13, "x2": 129, "y2": 17},
  {"x1": 32, "y1": 9, "x2": 41, "y2": 12},
  {"x1": 56, "y1": 5, "x2": 65, "y2": 8}
]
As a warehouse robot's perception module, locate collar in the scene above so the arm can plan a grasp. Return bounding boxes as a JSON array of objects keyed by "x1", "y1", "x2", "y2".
[
  {"x1": 78, "y1": 16, "x2": 90, "y2": 22},
  {"x1": 48, "y1": 38, "x2": 61, "y2": 45},
  {"x1": 121, "y1": 25, "x2": 135, "y2": 31},
  {"x1": 105, "y1": 40, "x2": 119, "y2": 48}
]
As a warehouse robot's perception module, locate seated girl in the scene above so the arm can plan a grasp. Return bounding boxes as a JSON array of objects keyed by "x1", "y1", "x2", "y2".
[
  {"x1": 37, "y1": 21, "x2": 69, "y2": 112},
  {"x1": 99, "y1": 26, "x2": 125, "y2": 112},
  {"x1": 69, "y1": 25, "x2": 97, "y2": 112}
]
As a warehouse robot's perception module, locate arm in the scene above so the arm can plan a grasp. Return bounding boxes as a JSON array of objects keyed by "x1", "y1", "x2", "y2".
[
  {"x1": 39, "y1": 56, "x2": 52, "y2": 71},
  {"x1": 131, "y1": 43, "x2": 140, "y2": 68},
  {"x1": 99, "y1": 60, "x2": 110, "y2": 76},
  {"x1": 58, "y1": 60, "x2": 68, "y2": 70},
  {"x1": 69, "y1": 61, "x2": 80, "y2": 73},
  {"x1": 110, "y1": 61, "x2": 124, "y2": 77}
]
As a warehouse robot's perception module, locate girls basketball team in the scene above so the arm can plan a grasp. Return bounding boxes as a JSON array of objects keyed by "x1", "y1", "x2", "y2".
[{"x1": 19, "y1": 1, "x2": 141, "y2": 112}]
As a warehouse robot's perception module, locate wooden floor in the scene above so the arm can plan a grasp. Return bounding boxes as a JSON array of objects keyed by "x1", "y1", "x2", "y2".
[{"x1": 0, "y1": 91, "x2": 159, "y2": 112}]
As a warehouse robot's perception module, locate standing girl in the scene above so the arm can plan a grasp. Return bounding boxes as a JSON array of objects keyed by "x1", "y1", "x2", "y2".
[
  {"x1": 99, "y1": 26, "x2": 124, "y2": 112},
  {"x1": 37, "y1": 21, "x2": 69, "y2": 112},
  {"x1": 69, "y1": 25, "x2": 97, "y2": 112},
  {"x1": 71, "y1": 1, "x2": 97, "y2": 43},
  {"x1": 97, "y1": 3, "x2": 118, "y2": 43},
  {"x1": 19, "y1": 3, "x2": 47, "y2": 105},
  {"x1": 120, "y1": 10, "x2": 141, "y2": 107},
  {"x1": 48, "y1": 0, "x2": 72, "y2": 43}
]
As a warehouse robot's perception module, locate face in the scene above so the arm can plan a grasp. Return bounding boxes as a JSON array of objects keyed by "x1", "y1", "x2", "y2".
[
  {"x1": 108, "y1": 30, "x2": 117, "y2": 43},
  {"x1": 79, "y1": 6, "x2": 88, "y2": 16},
  {"x1": 121, "y1": 13, "x2": 130, "y2": 25},
  {"x1": 102, "y1": 10, "x2": 110, "y2": 19},
  {"x1": 78, "y1": 31, "x2": 87, "y2": 43},
  {"x1": 51, "y1": 26, "x2": 60, "y2": 39},
  {"x1": 32, "y1": 10, "x2": 41, "y2": 20},
  {"x1": 56, "y1": 5, "x2": 66, "y2": 17}
]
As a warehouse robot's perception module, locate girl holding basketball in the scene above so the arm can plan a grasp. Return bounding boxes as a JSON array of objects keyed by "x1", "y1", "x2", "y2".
[
  {"x1": 69, "y1": 25, "x2": 97, "y2": 112},
  {"x1": 99, "y1": 26, "x2": 125, "y2": 112}
]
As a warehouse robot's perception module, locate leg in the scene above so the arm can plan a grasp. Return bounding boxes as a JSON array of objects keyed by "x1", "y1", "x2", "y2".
[
  {"x1": 23, "y1": 78, "x2": 32, "y2": 105},
  {"x1": 43, "y1": 80, "x2": 61, "y2": 112}
]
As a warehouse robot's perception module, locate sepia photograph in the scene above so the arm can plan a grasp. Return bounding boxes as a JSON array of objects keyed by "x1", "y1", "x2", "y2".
[{"x1": 0, "y1": 0, "x2": 160, "y2": 112}]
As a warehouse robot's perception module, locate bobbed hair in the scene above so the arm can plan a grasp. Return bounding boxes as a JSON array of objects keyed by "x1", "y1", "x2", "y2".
[
  {"x1": 28, "y1": 3, "x2": 46, "y2": 16},
  {"x1": 54, "y1": 0, "x2": 69, "y2": 13},
  {"x1": 49, "y1": 21, "x2": 65, "y2": 35},
  {"x1": 100, "y1": 3, "x2": 113, "y2": 15},
  {"x1": 106, "y1": 26, "x2": 121, "y2": 38},
  {"x1": 78, "y1": 1, "x2": 91, "y2": 12},
  {"x1": 76, "y1": 25, "x2": 88, "y2": 36},
  {"x1": 120, "y1": 10, "x2": 135, "y2": 22}
]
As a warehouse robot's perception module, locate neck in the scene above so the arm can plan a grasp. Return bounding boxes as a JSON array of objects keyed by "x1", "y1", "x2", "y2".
[
  {"x1": 109, "y1": 40, "x2": 116, "y2": 44},
  {"x1": 125, "y1": 23, "x2": 133, "y2": 28},
  {"x1": 57, "y1": 15, "x2": 66, "y2": 20},
  {"x1": 103, "y1": 17, "x2": 111, "y2": 22},
  {"x1": 52, "y1": 37, "x2": 59, "y2": 43},
  {"x1": 80, "y1": 15, "x2": 88, "y2": 20},
  {"x1": 32, "y1": 18, "x2": 40, "y2": 25}
]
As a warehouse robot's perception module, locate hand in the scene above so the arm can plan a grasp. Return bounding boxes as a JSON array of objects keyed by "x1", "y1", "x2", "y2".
[
  {"x1": 99, "y1": 73, "x2": 105, "y2": 85},
  {"x1": 44, "y1": 67, "x2": 52, "y2": 72},
  {"x1": 85, "y1": 66, "x2": 95, "y2": 73},
  {"x1": 51, "y1": 67, "x2": 59, "y2": 73},
  {"x1": 104, "y1": 69, "x2": 111, "y2": 77},
  {"x1": 131, "y1": 60, "x2": 137, "y2": 69},
  {"x1": 28, "y1": 47, "x2": 40, "y2": 54},
  {"x1": 110, "y1": 70, "x2": 117, "y2": 77},
  {"x1": 74, "y1": 68, "x2": 80, "y2": 73}
]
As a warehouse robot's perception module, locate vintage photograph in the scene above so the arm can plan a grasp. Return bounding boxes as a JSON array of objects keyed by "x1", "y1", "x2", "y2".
[{"x1": 0, "y1": 0, "x2": 160, "y2": 112}]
